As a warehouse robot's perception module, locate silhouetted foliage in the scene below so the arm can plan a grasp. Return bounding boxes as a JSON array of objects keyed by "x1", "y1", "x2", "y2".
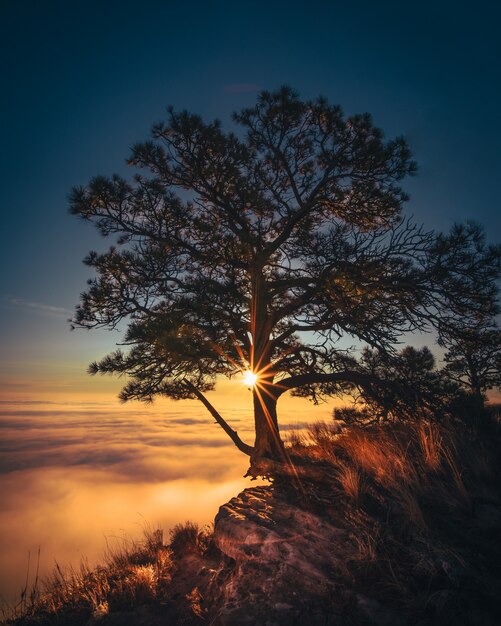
[
  {"x1": 333, "y1": 345, "x2": 462, "y2": 425},
  {"x1": 442, "y1": 326, "x2": 501, "y2": 397},
  {"x1": 70, "y1": 87, "x2": 501, "y2": 471},
  {"x1": 438, "y1": 324, "x2": 501, "y2": 426},
  {"x1": 338, "y1": 346, "x2": 442, "y2": 422}
]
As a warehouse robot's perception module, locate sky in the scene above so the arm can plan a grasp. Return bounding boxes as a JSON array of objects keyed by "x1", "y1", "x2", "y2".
[
  {"x1": 1, "y1": 0, "x2": 501, "y2": 393},
  {"x1": 1, "y1": 0, "x2": 500, "y2": 608}
]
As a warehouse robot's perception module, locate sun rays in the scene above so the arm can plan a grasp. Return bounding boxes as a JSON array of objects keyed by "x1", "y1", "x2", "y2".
[{"x1": 206, "y1": 328, "x2": 305, "y2": 487}]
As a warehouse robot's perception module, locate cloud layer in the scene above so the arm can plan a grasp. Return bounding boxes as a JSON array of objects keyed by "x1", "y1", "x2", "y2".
[{"x1": 0, "y1": 397, "x2": 323, "y2": 606}]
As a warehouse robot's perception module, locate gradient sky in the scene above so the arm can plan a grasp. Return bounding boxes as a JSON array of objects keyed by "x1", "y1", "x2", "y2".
[
  {"x1": 1, "y1": 0, "x2": 501, "y2": 395},
  {"x1": 1, "y1": 0, "x2": 500, "y2": 606}
]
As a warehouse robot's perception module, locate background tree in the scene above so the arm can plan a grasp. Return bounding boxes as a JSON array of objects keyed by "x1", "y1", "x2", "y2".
[
  {"x1": 70, "y1": 87, "x2": 501, "y2": 475},
  {"x1": 434, "y1": 225, "x2": 501, "y2": 424},
  {"x1": 442, "y1": 325, "x2": 501, "y2": 416},
  {"x1": 350, "y1": 346, "x2": 443, "y2": 422},
  {"x1": 333, "y1": 345, "x2": 470, "y2": 425}
]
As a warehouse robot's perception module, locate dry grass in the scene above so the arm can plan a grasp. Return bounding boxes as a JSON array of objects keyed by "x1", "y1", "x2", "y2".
[
  {"x1": 286, "y1": 414, "x2": 501, "y2": 621},
  {"x1": 2, "y1": 521, "x2": 215, "y2": 625},
  {"x1": 336, "y1": 463, "x2": 363, "y2": 505},
  {"x1": 419, "y1": 421, "x2": 443, "y2": 470},
  {"x1": 39, "y1": 526, "x2": 171, "y2": 619},
  {"x1": 290, "y1": 417, "x2": 488, "y2": 513},
  {"x1": 169, "y1": 521, "x2": 209, "y2": 556}
]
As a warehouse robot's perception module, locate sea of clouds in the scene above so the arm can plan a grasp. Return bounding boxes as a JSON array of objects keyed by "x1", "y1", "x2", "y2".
[{"x1": 0, "y1": 396, "x2": 323, "y2": 606}]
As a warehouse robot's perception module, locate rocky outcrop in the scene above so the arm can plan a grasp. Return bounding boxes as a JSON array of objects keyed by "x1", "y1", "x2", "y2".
[{"x1": 209, "y1": 485, "x2": 399, "y2": 626}]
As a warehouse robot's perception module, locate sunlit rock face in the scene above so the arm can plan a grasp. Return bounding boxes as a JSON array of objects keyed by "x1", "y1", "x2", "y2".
[{"x1": 210, "y1": 486, "x2": 387, "y2": 626}]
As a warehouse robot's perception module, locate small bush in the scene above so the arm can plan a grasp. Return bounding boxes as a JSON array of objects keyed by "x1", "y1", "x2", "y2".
[
  {"x1": 169, "y1": 521, "x2": 202, "y2": 556},
  {"x1": 169, "y1": 522, "x2": 214, "y2": 558}
]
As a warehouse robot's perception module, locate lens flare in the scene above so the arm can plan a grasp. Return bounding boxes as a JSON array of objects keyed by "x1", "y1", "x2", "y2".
[{"x1": 243, "y1": 370, "x2": 258, "y2": 387}]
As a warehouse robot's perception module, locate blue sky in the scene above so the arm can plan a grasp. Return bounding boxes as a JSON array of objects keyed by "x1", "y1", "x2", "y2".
[
  {"x1": 1, "y1": 0, "x2": 501, "y2": 605},
  {"x1": 1, "y1": 0, "x2": 500, "y2": 392}
]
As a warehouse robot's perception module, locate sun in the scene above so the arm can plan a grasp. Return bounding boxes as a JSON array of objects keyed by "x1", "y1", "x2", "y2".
[{"x1": 242, "y1": 370, "x2": 258, "y2": 387}]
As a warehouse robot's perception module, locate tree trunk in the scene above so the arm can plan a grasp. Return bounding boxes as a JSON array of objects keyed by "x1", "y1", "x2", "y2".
[
  {"x1": 252, "y1": 387, "x2": 285, "y2": 460},
  {"x1": 248, "y1": 267, "x2": 287, "y2": 475},
  {"x1": 247, "y1": 375, "x2": 289, "y2": 482},
  {"x1": 471, "y1": 387, "x2": 485, "y2": 430}
]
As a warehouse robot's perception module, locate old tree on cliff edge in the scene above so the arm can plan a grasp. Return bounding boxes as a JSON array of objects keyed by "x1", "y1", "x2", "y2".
[{"x1": 71, "y1": 88, "x2": 500, "y2": 475}]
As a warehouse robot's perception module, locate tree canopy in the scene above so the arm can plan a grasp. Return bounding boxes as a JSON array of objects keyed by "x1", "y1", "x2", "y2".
[{"x1": 71, "y1": 87, "x2": 501, "y2": 474}]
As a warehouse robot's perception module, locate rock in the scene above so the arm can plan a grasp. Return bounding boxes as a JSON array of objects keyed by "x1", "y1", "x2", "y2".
[{"x1": 209, "y1": 485, "x2": 398, "y2": 625}]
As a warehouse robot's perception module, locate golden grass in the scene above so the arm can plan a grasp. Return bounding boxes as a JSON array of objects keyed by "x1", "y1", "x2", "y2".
[
  {"x1": 336, "y1": 463, "x2": 363, "y2": 504},
  {"x1": 291, "y1": 417, "x2": 486, "y2": 512},
  {"x1": 418, "y1": 421, "x2": 443, "y2": 471},
  {"x1": 2, "y1": 519, "x2": 221, "y2": 624},
  {"x1": 169, "y1": 521, "x2": 213, "y2": 556},
  {"x1": 3, "y1": 525, "x2": 176, "y2": 623},
  {"x1": 285, "y1": 413, "x2": 501, "y2": 617}
]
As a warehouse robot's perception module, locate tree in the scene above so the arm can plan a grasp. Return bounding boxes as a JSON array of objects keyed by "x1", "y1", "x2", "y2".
[
  {"x1": 434, "y1": 223, "x2": 501, "y2": 423},
  {"x1": 442, "y1": 325, "x2": 501, "y2": 407},
  {"x1": 343, "y1": 346, "x2": 445, "y2": 423},
  {"x1": 70, "y1": 87, "x2": 501, "y2": 476}
]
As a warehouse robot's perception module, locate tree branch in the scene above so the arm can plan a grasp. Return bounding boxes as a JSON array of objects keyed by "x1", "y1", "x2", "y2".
[
  {"x1": 183, "y1": 380, "x2": 253, "y2": 456},
  {"x1": 274, "y1": 370, "x2": 393, "y2": 399}
]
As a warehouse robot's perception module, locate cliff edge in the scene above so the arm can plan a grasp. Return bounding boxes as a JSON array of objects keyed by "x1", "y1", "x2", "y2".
[
  {"x1": 207, "y1": 420, "x2": 501, "y2": 625},
  {"x1": 6, "y1": 419, "x2": 501, "y2": 626}
]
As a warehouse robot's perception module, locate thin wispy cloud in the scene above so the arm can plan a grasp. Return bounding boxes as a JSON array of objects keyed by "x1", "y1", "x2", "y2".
[
  {"x1": 3, "y1": 295, "x2": 72, "y2": 317},
  {"x1": 0, "y1": 399, "x2": 60, "y2": 405}
]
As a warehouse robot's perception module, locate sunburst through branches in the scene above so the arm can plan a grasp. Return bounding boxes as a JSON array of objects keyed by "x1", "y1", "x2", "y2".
[{"x1": 242, "y1": 370, "x2": 258, "y2": 388}]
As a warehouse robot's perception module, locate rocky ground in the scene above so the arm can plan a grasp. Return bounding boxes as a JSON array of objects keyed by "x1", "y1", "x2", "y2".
[{"x1": 207, "y1": 482, "x2": 501, "y2": 625}]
